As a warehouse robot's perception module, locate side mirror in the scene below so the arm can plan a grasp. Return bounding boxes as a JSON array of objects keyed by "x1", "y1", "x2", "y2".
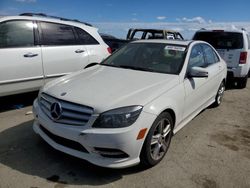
[{"x1": 188, "y1": 66, "x2": 208, "y2": 78}]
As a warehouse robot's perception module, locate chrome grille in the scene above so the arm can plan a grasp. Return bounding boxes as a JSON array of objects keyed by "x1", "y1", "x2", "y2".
[{"x1": 39, "y1": 93, "x2": 94, "y2": 126}]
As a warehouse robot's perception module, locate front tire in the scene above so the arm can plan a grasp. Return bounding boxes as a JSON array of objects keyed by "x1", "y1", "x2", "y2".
[{"x1": 140, "y1": 112, "x2": 173, "y2": 167}]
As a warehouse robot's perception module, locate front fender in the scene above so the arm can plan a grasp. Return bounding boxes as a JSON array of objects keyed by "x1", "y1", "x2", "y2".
[{"x1": 143, "y1": 83, "x2": 185, "y2": 128}]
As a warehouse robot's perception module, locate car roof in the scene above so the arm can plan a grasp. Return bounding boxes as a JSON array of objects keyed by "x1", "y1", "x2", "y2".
[
  {"x1": 130, "y1": 29, "x2": 180, "y2": 33},
  {"x1": 132, "y1": 39, "x2": 192, "y2": 46},
  {"x1": 195, "y1": 29, "x2": 246, "y2": 34},
  {"x1": 0, "y1": 15, "x2": 95, "y2": 30}
]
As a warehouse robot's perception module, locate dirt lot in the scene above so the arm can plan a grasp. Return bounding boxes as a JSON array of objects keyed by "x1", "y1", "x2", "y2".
[{"x1": 0, "y1": 80, "x2": 250, "y2": 188}]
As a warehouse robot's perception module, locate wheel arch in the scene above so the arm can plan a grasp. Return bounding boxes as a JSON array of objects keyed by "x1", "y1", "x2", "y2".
[
  {"x1": 161, "y1": 108, "x2": 176, "y2": 129},
  {"x1": 139, "y1": 108, "x2": 176, "y2": 166},
  {"x1": 222, "y1": 78, "x2": 226, "y2": 85}
]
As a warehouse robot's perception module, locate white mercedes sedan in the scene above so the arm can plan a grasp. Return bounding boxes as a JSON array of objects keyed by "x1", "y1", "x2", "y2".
[{"x1": 33, "y1": 40, "x2": 227, "y2": 168}]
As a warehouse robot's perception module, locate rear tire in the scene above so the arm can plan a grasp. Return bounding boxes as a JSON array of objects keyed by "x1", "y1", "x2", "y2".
[
  {"x1": 140, "y1": 112, "x2": 173, "y2": 167},
  {"x1": 213, "y1": 81, "x2": 225, "y2": 107},
  {"x1": 237, "y1": 75, "x2": 248, "y2": 89}
]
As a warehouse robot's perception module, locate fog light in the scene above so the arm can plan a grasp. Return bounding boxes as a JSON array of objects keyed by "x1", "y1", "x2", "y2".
[{"x1": 94, "y1": 147, "x2": 129, "y2": 158}]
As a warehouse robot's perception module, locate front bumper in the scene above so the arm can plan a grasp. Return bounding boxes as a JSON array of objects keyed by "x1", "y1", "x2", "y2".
[{"x1": 32, "y1": 99, "x2": 156, "y2": 168}]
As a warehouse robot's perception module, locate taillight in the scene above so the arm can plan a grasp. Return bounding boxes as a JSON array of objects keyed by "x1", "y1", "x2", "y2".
[
  {"x1": 107, "y1": 47, "x2": 112, "y2": 54},
  {"x1": 239, "y1": 52, "x2": 247, "y2": 64}
]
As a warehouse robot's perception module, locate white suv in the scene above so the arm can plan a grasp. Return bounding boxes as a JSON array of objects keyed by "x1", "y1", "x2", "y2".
[
  {"x1": 0, "y1": 13, "x2": 111, "y2": 97},
  {"x1": 193, "y1": 29, "x2": 250, "y2": 88}
]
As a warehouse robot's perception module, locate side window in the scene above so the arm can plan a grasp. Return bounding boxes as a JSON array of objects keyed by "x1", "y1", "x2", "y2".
[
  {"x1": 132, "y1": 31, "x2": 144, "y2": 39},
  {"x1": 0, "y1": 20, "x2": 35, "y2": 48},
  {"x1": 74, "y1": 27, "x2": 99, "y2": 45},
  {"x1": 188, "y1": 45, "x2": 206, "y2": 69},
  {"x1": 145, "y1": 32, "x2": 153, "y2": 39},
  {"x1": 202, "y1": 44, "x2": 218, "y2": 65},
  {"x1": 154, "y1": 32, "x2": 164, "y2": 39},
  {"x1": 40, "y1": 22, "x2": 76, "y2": 45}
]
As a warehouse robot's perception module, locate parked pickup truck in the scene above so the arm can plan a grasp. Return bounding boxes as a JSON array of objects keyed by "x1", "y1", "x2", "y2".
[
  {"x1": 101, "y1": 29, "x2": 184, "y2": 53},
  {"x1": 126, "y1": 28, "x2": 184, "y2": 40}
]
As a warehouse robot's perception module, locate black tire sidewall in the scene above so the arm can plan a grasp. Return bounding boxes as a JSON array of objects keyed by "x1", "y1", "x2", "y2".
[
  {"x1": 214, "y1": 81, "x2": 225, "y2": 107},
  {"x1": 140, "y1": 112, "x2": 173, "y2": 167},
  {"x1": 237, "y1": 76, "x2": 248, "y2": 88}
]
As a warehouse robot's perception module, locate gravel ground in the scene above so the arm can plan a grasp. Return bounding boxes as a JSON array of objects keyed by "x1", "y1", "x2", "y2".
[{"x1": 0, "y1": 80, "x2": 250, "y2": 188}]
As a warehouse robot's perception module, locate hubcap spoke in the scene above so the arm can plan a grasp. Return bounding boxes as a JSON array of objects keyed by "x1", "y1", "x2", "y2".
[
  {"x1": 219, "y1": 85, "x2": 225, "y2": 94},
  {"x1": 218, "y1": 96, "x2": 221, "y2": 103},
  {"x1": 161, "y1": 141, "x2": 168, "y2": 152},
  {"x1": 158, "y1": 120, "x2": 164, "y2": 134},
  {"x1": 152, "y1": 143, "x2": 161, "y2": 159},
  {"x1": 150, "y1": 118, "x2": 172, "y2": 160},
  {"x1": 151, "y1": 134, "x2": 161, "y2": 145},
  {"x1": 163, "y1": 123, "x2": 171, "y2": 138},
  {"x1": 216, "y1": 84, "x2": 225, "y2": 104}
]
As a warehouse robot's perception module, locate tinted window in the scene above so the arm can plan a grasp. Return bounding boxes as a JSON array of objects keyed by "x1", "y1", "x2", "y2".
[
  {"x1": 0, "y1": 20, "x2": 34, "y2": 48},
  {"x1": 202, "y1": 44, "x2": 219, "y2": 65},
  {"x1": 40, "y1": 22, "x2": 76, "y2": 45},
  {"x1": 75, "y1": 27, "x2": 99, "y2": 45},
  {"x1": 188, "y1": 45, "x2": 206, "y2": 68},
  {"x1": 102, "y1": 43, "x2": 186, "y2": 75},
  {"x1": 193, "y1": 31, "x2": 243, "y2": 49}
]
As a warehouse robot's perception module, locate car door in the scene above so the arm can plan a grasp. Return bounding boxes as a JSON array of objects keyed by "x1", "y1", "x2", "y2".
[
  {"x1": 38, "y1": 21, "x2": 89, "y2": 83},
  {"x1": 74, "y1": 26, "x2": 105, "y2": 64},
  {"x1": 0, "y1": 20, "x2": 43, "y2": 96},
  {"x1": 183, "y1": 44, "x2": 210, "y2": 120}
]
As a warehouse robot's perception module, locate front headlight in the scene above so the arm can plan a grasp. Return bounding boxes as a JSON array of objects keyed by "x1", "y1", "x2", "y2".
[{"x1": 93, "y1": 106, "x2": 143, "y2": 128}]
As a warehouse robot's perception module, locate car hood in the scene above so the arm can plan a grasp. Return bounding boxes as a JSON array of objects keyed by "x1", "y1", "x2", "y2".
[{"x1": 43, "y1": 65, "x2": 180, "y2": 113}]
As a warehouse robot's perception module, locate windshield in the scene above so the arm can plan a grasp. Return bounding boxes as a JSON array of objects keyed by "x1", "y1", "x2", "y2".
[
  {"x1": 193, "y1": 32, "x2": 243, "y2": 49},
  {"x1": 101, "y1": 43, "x2": 186, "y2": 75}
]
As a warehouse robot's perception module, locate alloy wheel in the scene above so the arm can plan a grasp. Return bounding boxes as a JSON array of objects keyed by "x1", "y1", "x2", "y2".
[
  {"x1": 217, "y1": 83, "x2": 225, "y2": 104},
  {"x1": 150, "y1": 118, "x2": 171, "y2": 161}
]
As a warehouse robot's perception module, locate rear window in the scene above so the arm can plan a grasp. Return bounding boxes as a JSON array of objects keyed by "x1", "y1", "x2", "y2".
[
  {"x1": 74, "y1": 27, "x2": 99, "y2": 45},
  {"x1": 193, "y1": 32, "x2": 243, "y2": 49}
]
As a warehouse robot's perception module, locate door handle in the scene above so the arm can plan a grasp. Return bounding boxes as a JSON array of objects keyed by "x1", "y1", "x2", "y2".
[
  {"x1": 24, "y1": 53, "x2": 38, "y2": 58},
  {"x1": 75, "y1": 49, "x2": 85, "y2": 53}
]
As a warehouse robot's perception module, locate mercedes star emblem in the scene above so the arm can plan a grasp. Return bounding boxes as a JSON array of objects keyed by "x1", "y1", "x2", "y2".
[{"x1": 50, "y1": 102, "x2": 62, "y2": 120}]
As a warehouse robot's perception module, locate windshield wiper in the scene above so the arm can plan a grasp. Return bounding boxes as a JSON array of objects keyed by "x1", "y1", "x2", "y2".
[
  {"x1": 118, "y1": 65, "x2": 156, "y2": 72},
  {"x1": 101, "y1": 64, "x2": 157, "y2": 73},
  {"x1": 100, "y1": 64, "x2": 119, "y2": 67}
]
